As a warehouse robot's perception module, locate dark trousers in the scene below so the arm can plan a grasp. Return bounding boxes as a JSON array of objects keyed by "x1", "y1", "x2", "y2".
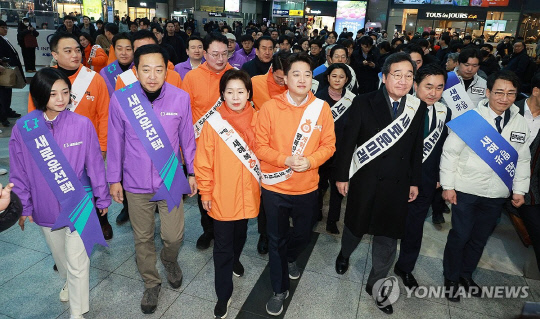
[
  {"x1": 396, "y1": 188, "x2": 435, "y2": 273},
  {"x1": 341, "y1": 226, "x2": 398, "y2": 287},
  {"x1": 317, "y1": 161, "x2": 344, "y2": 223},
  {"x1": 21, "y1": 47, "x2": 36, "y2": 71},
  {"x1": 431, "y1": 187, "x2": 446, "y2": 217},
  {"x1": 258, "y1": 198, "x2": 267, "y2": 235},
  {"x1": 0, "y1": 87, "x2": 12, "y2": 121},
  {"x1": 213, "y1": 218, "x2": 248, "y2": 301},
  {"x1": 263, "y1": 188, "x2": 317, "y2": 293},
  {"x1": 519, "y1": 204, "x2": 540, "y2": 274},
  {"x1": 443, "y1": 191, "x2": 505, "y2": 281},
  {"x1": 197, "y1": 193, "x2": 214, "y2": 234}
]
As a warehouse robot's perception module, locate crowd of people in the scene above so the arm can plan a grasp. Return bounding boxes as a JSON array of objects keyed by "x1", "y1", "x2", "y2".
[{"x1": 1, "y1": 15, "x2": 540, "y2": 319}]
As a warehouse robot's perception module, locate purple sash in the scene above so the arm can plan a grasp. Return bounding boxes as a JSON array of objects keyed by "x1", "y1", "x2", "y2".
[
  {"x1": 103, "y1": 60, "x2": 122, "y2": 96},
  {"x1": 116, "y1": 82, "x2": 191, "y2": 212},
  {"x1": 17, "y1": 110, "x2": 107, "y2": 256}
]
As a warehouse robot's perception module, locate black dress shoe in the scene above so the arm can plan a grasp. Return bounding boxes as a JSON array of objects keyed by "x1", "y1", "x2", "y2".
[
  {"x1": 444, "y1": 278, "x2": 461, "y2": 302},
  {"x1": 1, "y1": 120, "x2": 10, "y2": 127},
  {"x1": 443, "y1": 205, "x2": 451, "y2": 214},
  {"x1": 335, "y1": 250, "x2": 349, "y2": 275},
  {"x1": 116, "y1": 207, "x2": 129, "y2": 224},
  {"x1": 8, "y1": 111, "x2": 21, "y2": 118},
  {"x1": 459, "y1": 277, "x2": 482, "y2": 297},
  {"x1": 53, "y1": 264, "x2": 58, "y2": 271},
  {"x1": 102, "y1": 223, "x2": 113, "y2": 240},
  {"x1": 196, "y1": 232, "x2": 214, "y2": 250},
  {"x1": 432, "y1": 213, "x2": 445, "y2": 225},
  {"x1": 365, "y1": 285, "x2": 393, "y2": 314},
  {"x1": 257, "y1": 234, "x2": 268, "y2": 254},
  {"x1": 394, "y1": 266, "x2": 419, "y2": 290},
  {"x1": 326, "y1": 221, "x2": 340, "y2": 234}
]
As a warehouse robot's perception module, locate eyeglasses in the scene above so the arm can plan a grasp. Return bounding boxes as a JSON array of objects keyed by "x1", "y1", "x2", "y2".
[
  {"x1": 208, "y1": 52, "x2": 228, "y2": 59},
  {"x1": 388, "y1": 72, "x2": 414, "y2": 81},
  {"x1": 493, "y1": 92, "x2": 517, "y2": 99}
]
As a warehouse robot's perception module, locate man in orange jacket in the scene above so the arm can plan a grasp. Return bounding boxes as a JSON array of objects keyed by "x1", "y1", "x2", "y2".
[
  {"x1": 27, "y1": 32, "x2": 113, "y2": 240},
  {"x1": 115, "y1": 30, "x2": 182, "y2": 91},
  {"x1": 182, "y1": 33, "x2": 234, "y2": 250},
  {"x1": 255, "y1": 53, "x2": 335, "y2": 316}
]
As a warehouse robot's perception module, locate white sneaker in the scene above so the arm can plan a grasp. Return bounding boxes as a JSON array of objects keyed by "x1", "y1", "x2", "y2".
[
  {"x1": 60, "y1": 282, "x2": 69, "y2": 302},
  {"x1": 0, "y1": 168, "x2": 7, "y2": 175}
]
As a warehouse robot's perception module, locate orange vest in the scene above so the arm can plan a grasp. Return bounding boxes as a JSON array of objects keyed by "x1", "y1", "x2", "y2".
[
  {"x1": 254, "y1": 91, "x2": 336, "y2": 195},
  {"x1": 195, "y1": 105, "x2": 260, "y2": 221},
  {"x1": 107, "y1": 44, "x2": 116, "y2": 65},
  {"x1": 28, "y1": 65, "x2": 110, "y2": 151},
  {"x1": 251, "y1": 70, "x2": 288, "y2": 111},
  {"x1": 83, "y1": 45, "x2": 108, "y2": 74}
]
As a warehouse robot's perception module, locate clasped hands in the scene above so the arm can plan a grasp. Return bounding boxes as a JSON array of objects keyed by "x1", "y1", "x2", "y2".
[{"x1": 285, "y1": 155, "x2": 311, "y2": 172}]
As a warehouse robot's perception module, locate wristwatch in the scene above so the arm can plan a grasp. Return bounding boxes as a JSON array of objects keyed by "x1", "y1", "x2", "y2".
[{"x1": 188, "y1": 173, "x2": 195, "y2": 177}]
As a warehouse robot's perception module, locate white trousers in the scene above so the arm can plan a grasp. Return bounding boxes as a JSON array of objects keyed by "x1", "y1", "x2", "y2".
[{"x1": 41, "y1": 227, "x2": 90, "y2": 316}]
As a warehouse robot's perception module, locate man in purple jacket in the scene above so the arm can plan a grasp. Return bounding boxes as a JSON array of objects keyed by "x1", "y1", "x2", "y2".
[
  {"x1": 99, "y1": 32, "x2": 134, "y2": 97},
  {"x1": 225, "y1": 33, "x2": 247, "y2": 69},
  {"x1": 236, "y1": 34, "x2": 256, "y2": 62},
  {"x1": 174, "y1": 35, "x2": 204, "y2": 80},
  {"x1": 108, "y1": 44, "x2": 197, "y2": 314}
]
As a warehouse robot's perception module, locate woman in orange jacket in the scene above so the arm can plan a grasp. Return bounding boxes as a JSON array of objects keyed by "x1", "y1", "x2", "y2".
[
  {"x1": 194, "y1": 69, "x2": 260, "y2": 319},
  {"x1": 79, "y1": 33, "x2": 108, "y2": 73}
]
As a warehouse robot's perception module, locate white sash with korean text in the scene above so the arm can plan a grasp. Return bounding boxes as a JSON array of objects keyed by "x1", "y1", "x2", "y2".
[
  {"x1": 346, "y1": 64, "x2": 357, "y2": 92},
  {"x1": 207, "y1": 112, "x2": 261, "y2": 182},
  {"x1": 422, "y1": 102, "x2": 447, "y2": 162},
  {"x1": 67, "y1": 66, "x2": 96, "y2": 113},
  {"x1": 262, "y1": 99, "x2": 325, "y2": 185},
  {"x1": 311, "y1": 79, "x2": 319, "y2": 94},
  {"x1": 349, "y1": 94, "x2": 421, "y2": 178},
  {"x1": 88, "y1": 44, "x2": 101, "y2": 70},
  {"x1": 118, "y1": 69, "x2": 138, "y2": 86},
  {"x1": 330, "y1": 89, "x2": 355, "y2": 122},
  {"x1": 194, "y1": 98, "x2": 222, "y2": 139}
]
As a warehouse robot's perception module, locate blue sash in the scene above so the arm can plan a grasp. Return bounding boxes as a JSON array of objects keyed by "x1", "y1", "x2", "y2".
[
  {"x1": 103, "y1": 60, "x2": 122, "y2": 94},
  {"x1": 17, "y1": 111, "x2": 106, "y2": 256},
  {"x1": 442, "y1": 71, "x2": 475, "y2": 119},
  {"x1": 116, "y1": 82, "x2": 191, "y2": 212},
  {"x1": 447, "y1": 110, "x2": 518, "y2": 191}
]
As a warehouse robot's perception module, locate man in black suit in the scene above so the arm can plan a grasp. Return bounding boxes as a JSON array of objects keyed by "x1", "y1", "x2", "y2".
[
  {"x1": 0, "y1": 20, "x2": 24, "y2": 127},
  {"x1": 241, "y1": 36, "x2": 274, "y2": 77},
  {"x1": 393, "y1": 64, "x2": 452, "y2": 289},
  {"x1": 333, "y1": 52, "x2": 426, "y2": 314}
]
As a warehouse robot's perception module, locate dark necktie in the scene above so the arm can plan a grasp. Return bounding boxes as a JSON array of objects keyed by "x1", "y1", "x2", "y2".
[
  {"x1": 424, "y1": 111, "x2": 430, "y2": 138},
  {"x1": 392, "y1": 101, "x2": 399, "y2": 118},
  {"x1": 495, "y1": 116, "x2": 503, "y2": 133}
]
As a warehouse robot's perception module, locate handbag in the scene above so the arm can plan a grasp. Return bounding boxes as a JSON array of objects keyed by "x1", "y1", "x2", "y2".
[
  {"x1": 0, "y1": 65, "x2": 26, "y2": 88},
  {"x1": 24, "y1": 33, "x2": 38, "y2": 48}
]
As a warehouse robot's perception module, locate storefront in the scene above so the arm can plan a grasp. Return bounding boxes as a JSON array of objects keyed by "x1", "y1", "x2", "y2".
[
  {"x1": 305, "y1": 1, "x2": 337, "y2": 32},
  {"x1": 387, "y1": 0, "x2": 523, "y2": 39},
  {"x1": 272, "y1": 0, "x2": 303, "y2": 25},
  {"x1": 519, "y1": 0, "x2": 540, "y2": 42}
]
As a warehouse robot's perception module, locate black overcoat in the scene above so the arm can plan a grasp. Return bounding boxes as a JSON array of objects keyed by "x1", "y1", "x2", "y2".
[{"x1": 334, "y1": 87, "x2": 426, "y2": 239}]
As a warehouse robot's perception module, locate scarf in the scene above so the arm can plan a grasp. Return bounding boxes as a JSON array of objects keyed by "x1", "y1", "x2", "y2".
[
  {"x1": 328, "y1": 87, "x2": 342, "y2": 102},
  {"x1": 219, "y1": 101, "x2": 256, "y2": 150}
]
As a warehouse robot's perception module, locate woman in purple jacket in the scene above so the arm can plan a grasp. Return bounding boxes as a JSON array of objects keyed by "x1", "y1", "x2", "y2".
[{"x1": 10, "y1": 68, "x2": 110, "y2": 319}]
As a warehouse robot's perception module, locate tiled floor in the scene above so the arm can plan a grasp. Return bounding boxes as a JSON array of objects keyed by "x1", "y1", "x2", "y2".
[{"x1": 0, "y1": 86, "x2": 538, "y2": 319}]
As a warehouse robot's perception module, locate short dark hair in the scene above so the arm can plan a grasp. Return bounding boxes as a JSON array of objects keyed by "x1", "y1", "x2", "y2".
[
  {"x1": 531, "y1": 73, "x2": 540, "y2": 91},
  {"x1": 82, "y1": 15, "x2": 90, "y2": 21},
  {"x1": 104, "y1": 22, "x2": 119, "y2": 35},
  {"x1": 481, "y1": 43, "x2": 494, "y2": 52},
  {"x1": 284, "y1": 52, "x2": 312, "y2": 75},
  {"x1": 165, "y1": 21, "x2": 174, "y2": 27},
  {"x1": 134, "y1": 44, "x2": 169, "y2": 68},
  {"x1": 417, "y1": 39, "x2": 430, "y2": 49},
  {"x1": 382, "y1": 52, "x2": 416, "y2": 76},
  {"x1": 139, "y1": 18, "x2": 150, "y2": 26},
  {"x1": 464, "y1": 35, "x2": 472, "y2": 41},
  {"x1": 391, "y1": 38, "x2": 403, "y2": 46},
  {"x1": 240, "y1": 34, "x2": 254, "y2": 43},
  {"x1": 324, "y1": 63, "x2": 352, "y2": 88},
  {"x1": 272, "y1": 51, "x2": 291, "y2": 72},
  {"x1": 341, "y1": 39, "x2": 354, "y2": 49},
  {"x1": 64, "y1": 16, "x2": 76, "y2": 22},
  {"x1": 378, "y1": 41, "x2": 391, "y2": 53},
  {"x1": 440, "y1": 35, "x2": 451, "y2": 45},
  {"x1": 203, "y1": 32, "x2": 228, "y2": 51},
  {"x1": 327, "y1": 31, "x2": 338, "y2": 39},
  {"x1": 131, "y1": 29, "x2": 158, "y2": 47},
  {"x1": 255, "y1": 36, "x2": 275, "y2": 49},
  {"x1": 219, "y1": 69, "x2": 253, "y2": 101},
  {"x1": 270, "y1": 29, "x2": 279, "y2": 35},
  {"x1": 79, "y1": 32, "x2": 94, "y2": 46},
  {"x1": 359, "y1": 36, "x2": 374, "y2": 46},
  {"x1": 309, "y1": 40, "x2": 322, "y2": 48},
  {"x1": 30, "y1": 68, "x2": 72, "y2": 112},
  {"x1": 404, "y1": 44, "x2": 424, "y2": 56},
  {"x1": 151, "y1": 23, "x2": 164, "y2": 34},
  {"x1": 415, "y1": 63, "x2": 447, "y2": 85},
  {"x1": 50, "y1": 32, "x2": 79, "y2": 52},
  {"x1": 330, "y1": 44, "x2": 347, "y2": 58},
  {"x1": 278, "y1": 35, "x2": 291, "y2": 45},
  {"x1": 187, "y1": 35, "x2": 203, "y2": 47},
  {"x1": 129, "y1": 21, "x2": 138, "y2": 28},
  {"x1": 487, "y1": 70, "x2": 520, "y2": 92},
  {"x1": 449, "y1": 40, "x2": 464, "y2": 53},
  {"x1": 113, "y1": 32, "x2": 131, "y2": 47},
  {"x1": 96, "y1": 19, "x2": 103, "y2": 25},
  {"x1": 458, "y1": 47, "x2": 481, "y2": 64}
]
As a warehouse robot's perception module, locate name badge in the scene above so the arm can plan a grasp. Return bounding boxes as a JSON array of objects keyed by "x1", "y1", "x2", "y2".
[
  {"x1": 510, "y1": 131, "x2": 526, "y2": 144},
  {"x1": 471, "y1": 87, "x2": 485, "y2": 95}
]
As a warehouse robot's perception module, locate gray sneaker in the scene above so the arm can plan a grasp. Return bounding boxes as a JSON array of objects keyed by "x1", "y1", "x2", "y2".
[
  {"x1": 141, "y1": 284, "x2": 161, "y2": 314},
  {"x1": 160, "y1": 250, "x2": 183, "y2": 288},
  {"x1": 266, "y1": 290, "x2": 289, "y2": 316},
  {"x1": 288, "y1": 261, "x2": 300, "y2": 280}
]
